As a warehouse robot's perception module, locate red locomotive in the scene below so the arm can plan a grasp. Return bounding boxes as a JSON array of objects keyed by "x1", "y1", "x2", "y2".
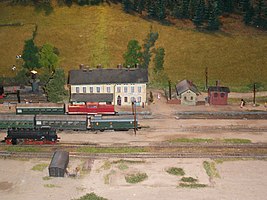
[{"x1": 67, "y1": 102, "x2": 116, "y2": 115}]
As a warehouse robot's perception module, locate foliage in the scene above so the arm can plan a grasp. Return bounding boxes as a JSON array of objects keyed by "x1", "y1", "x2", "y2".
[
  {"x1": 123, "y1": 39, "x2": 142, "y2": 67},
  {"x1": 166, "y1": 167, "x2": 185, "y2": 176},
  {"x1": 22, "y1": 38, "x2": 40, "y2": 70},
  {"x1": 45, "y1": 68, "x2": 67, "y2": 103},
  {"x1": 153, "y1": 47, "x2": 165, "y2": 73},
  {"x1": 125, "y1": 172, "x2": 148, "y2": 183},
  {"x1": 141, "y1": 27, "x2": 158, "y2": 68},
  {"x1": 14, "y1": 68, "x2": 31, "y2": 85},
  {"x1": 39, "y1": 43, "x2": 59, "y2": 72},
  {"x1": 149, "y1": 91, "x2": 154, "y2": 102},
  {"x1": 43, "y1": 184, "x2": 60, "y2": 188},
  {"x1": 223, "y1": 138, "x2": 251, "y2": 144},
  {"x1": 179, "y1": 183, "x2": 207, "y2": 188},
  {"x1": 203, "y1": 161, "x2": 220, "y2": 178},
  {"x1": 32, "y1": 163, "x2": 48, "y2": 171},
  {"x1": 78, "y1": 147, "x2": 147, "y2": 153},
  {"x1": 74, "y1": 193, "x2": 107, "y2": 200},
  {"x1": 42, "y1": 176, "x2": 52, "y2": 180},
  {"x1": 168, "y1": 138, "x2": 214, "y2": 143},
  {"x1": 181, "y1": 177, "x2": 198, "y2": 183}
]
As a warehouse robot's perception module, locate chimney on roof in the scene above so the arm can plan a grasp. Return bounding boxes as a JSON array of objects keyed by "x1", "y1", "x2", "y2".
[
  {"x1": 97, "y1": 64, "x2": 102, "y2": 69},
  {"x1": 117, "y1": 64, "x2": 122, "y2": 69},
  {"x1": 79, "y1": 64, "x2": 84, "y2": 70},
  {"x1": 216, "y1": 80, "x2": 220, "y2": 87}
]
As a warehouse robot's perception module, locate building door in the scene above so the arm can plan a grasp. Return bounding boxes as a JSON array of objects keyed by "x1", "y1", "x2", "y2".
[{"x1": 117, "y1": 95, "x2": 121, "y2": 106}]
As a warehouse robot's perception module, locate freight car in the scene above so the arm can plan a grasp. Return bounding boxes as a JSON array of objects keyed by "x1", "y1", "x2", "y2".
[
  {"x1": 16, "y1": 102, "x2": 116, "y2": 115},
  {"x1": 5, "y1": 127, "x2": 58, "y2": 145}
]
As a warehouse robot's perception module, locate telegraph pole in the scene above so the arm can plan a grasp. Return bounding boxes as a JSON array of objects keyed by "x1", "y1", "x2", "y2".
[
  {"x1": 205, "y1": 67, "x2": 208, "y2": 90},
  {"x1": 253, "y1": 83, "x2": 256, "y2": 106}
]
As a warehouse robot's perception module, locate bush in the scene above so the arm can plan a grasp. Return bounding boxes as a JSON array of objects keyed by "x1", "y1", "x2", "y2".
[
  {"x1": 74, "y1": 193, "x2": 108, "y2": 200},
  {"x1": 166, "y1": 167, "x2": 185, "y2": 176},
  {"x1": 125, "y1": 172, "x2": 148, "y2": 184}
]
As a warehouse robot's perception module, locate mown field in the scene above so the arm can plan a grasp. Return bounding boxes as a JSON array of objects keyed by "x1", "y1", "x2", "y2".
[{"x1": 0, "y1": 2, "x2": 267, "y2": 91}]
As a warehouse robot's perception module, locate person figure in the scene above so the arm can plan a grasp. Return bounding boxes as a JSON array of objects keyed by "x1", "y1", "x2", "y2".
[
  {"x1": 240, "y1": 99, "x2": 245, "y2": 108},
  {"x1": 157, "y1": 93, "x2": 161, "y2": 100}
]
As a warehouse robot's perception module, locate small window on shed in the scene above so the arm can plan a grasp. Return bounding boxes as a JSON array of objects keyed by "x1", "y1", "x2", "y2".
[
  {"x1": 214, "y1": 92, "x2": 218, "y2": 98},
  {"x1": 191, "y1": 96, "x2": 194, "y2": 100},
  {"x1": 220, "y1": 93, "x2": 225, "y2": 98},
  {"x1": 184, "y1": 96, "x2": 187, "y2": 100}
]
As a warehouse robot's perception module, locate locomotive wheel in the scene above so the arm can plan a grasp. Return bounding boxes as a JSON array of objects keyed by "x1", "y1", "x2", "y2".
[{"x1": 11, "y1": 138, "x2": 17, "y2": 145}]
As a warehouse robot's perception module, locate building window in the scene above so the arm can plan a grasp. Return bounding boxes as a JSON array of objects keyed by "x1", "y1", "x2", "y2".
[
  {"x1": 124, "y1": 97, "x2": 128, "y2": 102},
  {"x1": 191, "y1": 96, "x2": 193, "y2": 100},
  {"x1": 214, "y1": 92, "x2": 218, "y2": 98},
  {"x1": 184, "y1": 96, "x2": 187, "y2": 100},
  {"x1": 107, "y1": 86, "x2": 111, "y2": 93},
  {"x1": 131, "y1": 97, "x2": 136, "y2": 102},
  {"x1": 138, "y1": 86, "x2": 142, "y2": 93},
  {"x1": 76, "y1": 87, "x2": 80, "y2": 93},
  {"x1": 96, "y1": 87, "x2": 100, "y2": 93},
  {"x1": 220, "y1": 93, "x2": 225, "y2": 98},
  {"x1": 124, "y1": 86, "x2": 128, "y2": 93},
  {"x1": 117, "y1": 86, "x2": 121, "y2": 93},
  {"x1": 131, "y1": 86, "x2": 134, "y2": 93},
  {"x1": 137, "y1": 96, "x2": 141, "y2": 102},
  {"x1": 83, "y1": 87, "x2": 86, "y2": 93},
  {"x1": 89, "y1": 87, "x2": 93, "y2": 93}
]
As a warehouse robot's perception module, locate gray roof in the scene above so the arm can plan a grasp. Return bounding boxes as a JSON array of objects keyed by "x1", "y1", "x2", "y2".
[
  {"x1": 70, "y1": 93, "x2": 113, "y2": 102},
  {"x1": 208, "y1": 86, "x2": 230, "y2": 93},
  {"x1": 69, "y1": 68, "x2": 148, "y2": 85},
  {"x1": 176, "y1": 80, "x2": 200, "y2": 95}
]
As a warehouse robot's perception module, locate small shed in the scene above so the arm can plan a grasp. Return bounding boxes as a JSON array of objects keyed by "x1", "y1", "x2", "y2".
[
  {"x1": 208, "y1": 86, "x2": 230, "y2": 105},
  {"x1": 49, "y1": 151, "x2": 69, "y2": 177},
  {"x1": 176, "y1": 80, "x2": 200, "y2": 106}
]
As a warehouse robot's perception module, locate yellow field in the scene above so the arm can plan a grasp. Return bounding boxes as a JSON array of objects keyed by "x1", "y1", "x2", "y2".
[{"x1": 0, "y1": 3, "x2": 267, "y2": 91}]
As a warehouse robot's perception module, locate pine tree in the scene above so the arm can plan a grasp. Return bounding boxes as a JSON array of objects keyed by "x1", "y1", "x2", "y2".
[
  {"x1": 123, "y1": 40, "x2": 142, "y2": 67},
  {"x1": 147, "y1": 0, "x2": 157, "y2": 18},
  {"x1": 154, "y1": 47, "x2": 165, "y2": 73},
  {"x1": 189, "y1": 0, "x2": 197, "y2": 19},
  {"x1": 243, "y1": 0, "x2": 254, "y2": 25},
  {"x1": 137, "y1": 0, "x2": 145, "y2": 14},
  {"x1": 182, "y1": 0, "x2": 190, "y2": 18},
  {"x1": 141, "y1": 28, "x2": 159, "y2": 68},
  {"x1": 122, "y1": 0, "x2": 132, "y2": 13},
  {"x1": 45, "y1": 68, "x2": 67, "y2": 103},
  {"x1": 193, "y1": 1, "x2": 204, "y2": 29},
  {"x1": 22, "y1": 38, "x2": 40, "y2": 70},
  {"x1": 207, "y1": 3, "x2": 221, "y2": 31},
  {"x1": 156, "y1": 0, "x2": 167, "y2": 21}
]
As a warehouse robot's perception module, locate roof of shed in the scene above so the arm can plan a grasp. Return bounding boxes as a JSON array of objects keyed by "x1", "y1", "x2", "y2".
[
  {"x1": 70, "y1": 93, "x2": 113, "y2": 102},
  {"x1": 208, "y1": 86, "x2": 230, "y2": 93},
  {"x1": 69, "y1": 68, "x2": 148, "y2": 85},
  {"x1": 49, "y1": 151, "x2": 69, "y2": 169},
  {"x1": 176, "y1": 80, "x2": 200, "y2": 95}
]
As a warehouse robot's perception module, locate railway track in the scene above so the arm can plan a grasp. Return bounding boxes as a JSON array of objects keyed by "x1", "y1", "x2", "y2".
[{"x1": 1, "y1": 143, "x2": 267, "y2": 159}]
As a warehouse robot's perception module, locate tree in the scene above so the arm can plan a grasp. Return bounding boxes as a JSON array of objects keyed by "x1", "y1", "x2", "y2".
[
  {"x1": 156, "y1": 0, "x2": 167, "y2": 21},
  {"x1": 153, "y1": 47, "x2": 165, "y2": 73},
  {"x1": 193, "y1": 1, "x2": 204, "y2": 28},
  {"x1": 243, "y1": 0, "x2": 254, "y2": 25},
  {"x1": 123, "y1": 40, "x2": 142, "y2": 67},
  {"x1": 122, "y1": 0, "x2": 132, "y2": 13},
  {"x1": 147, "y1": 0, "x2": 157, "y2": 18},
  {"x1": 45, "y1": 68, "x2": 67, "y2": 103},
  {"x1": 22, "y1": 38, "x2": 40, "y2": 70},
  {"x1": 141, "y1": 28, "x2": 159, "y2": 68},
  {"x1": 182, "y1": 0, "x2": 190, "y2": 18},
  {"x1": 39, "y1": 43, "x2": 59, "y2": 73},
  {"x1": 207, "y1": 3, "x2": 221, "y2": 31}
]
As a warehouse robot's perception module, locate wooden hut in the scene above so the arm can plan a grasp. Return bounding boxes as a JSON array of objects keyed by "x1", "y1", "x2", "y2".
[
  {"x1": 176, "y1": 80, "x2": 200, "y2": 106},
  {"x1": 208, "y1": 86, "x2": 230, "y2": 105},
  {"x1": 49, "y1": 151, "x2": 69, "y2": 177}
]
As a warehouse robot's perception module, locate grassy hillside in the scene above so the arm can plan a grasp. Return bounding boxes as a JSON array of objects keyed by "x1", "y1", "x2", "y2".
[{"x1": 0, "y1": 2, "x2": 267, "y2": 91}]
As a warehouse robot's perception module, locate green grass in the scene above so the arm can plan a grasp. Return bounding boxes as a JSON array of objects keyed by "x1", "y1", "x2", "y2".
[
  {"x1": 181, "y1": 177, "x2": 198, "y2": 183},
  {"x1": 73, "y1": 193, "x2": 108, "y2": 200},
  {"x1": 6, "y1": 146, "x2": 41, "y2": 152},
  {"x1": 125, "y1": 172, "x2": 148, "y2": 184},
  {"x1": 42, "y1": 176, "x2": 52, "y2": 180},
  {"x1": 0, "y1": 3, "x2": 266, "y2": 91},
  {"x1": 111, "y1": 159, "x2": 145, "y2": 164},
  {"x1": 117, "y1": 163, "x2": 129, "y2": 171},
  {"x1": 179, "y1": 183, "x2": 207, "y2": 188},
  {"x1": 104, "y1": 170, "x2": 116, "y2": 184},
  {"x1": 32, "y1": 163, "x2": 48, "y2": 171},
  {"x1": 77, "y1": 147, "x2": 147, "y2": 154},
  {"x1": 169, "y1": 138, "x2": 214, "y2": 143},
  {"x1": 223, "y1": 138, "x2": 251, "y2": 144},
  {"x1": 166, "y1": 167, "x2": 185, "y2": 176},
  {"x1": 43, "y1": 184, "x2": 60, "y2": 188},
  {"x1": 203, "y1": 161, "x2": 220, "y2": 178}
]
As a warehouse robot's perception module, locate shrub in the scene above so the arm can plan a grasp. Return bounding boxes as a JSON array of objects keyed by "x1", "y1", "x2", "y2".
[
  {"x1": 166, "y1": 167, "x2": 185, "y2": 176},
  {"x1": 125, "y1": 172, "x2": 148, "y2": 184}
]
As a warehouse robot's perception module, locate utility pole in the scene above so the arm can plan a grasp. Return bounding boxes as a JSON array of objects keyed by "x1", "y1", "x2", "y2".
[
  {"x1": 205, "y1": 67, "x2": 208, "y2": 90},
  {"x1": 168, "y1": 80, "x2": 171, "y2": 100},
  {"x1": 253, "y1": 83, "x2": 256, "y2": 106},
  {"x1": 132, "y1": 101, "x2": 137, "y2": 136}
]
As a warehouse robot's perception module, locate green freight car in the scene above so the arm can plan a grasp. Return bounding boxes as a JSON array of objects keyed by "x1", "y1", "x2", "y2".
[
  {"x1": 35, "y1": 115, "x2": 87, "y2": 130},
  {"x1": 0, "y1": 115, "x2": 35, "y2": 129},
  {"x1": 16, "y1": 103, "x2": 65, "y2": 115}
]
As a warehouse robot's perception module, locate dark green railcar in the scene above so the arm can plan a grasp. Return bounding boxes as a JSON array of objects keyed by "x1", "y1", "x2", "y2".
[
  {"x1": 0, "y1": 114, "x2": 35, "y2": 129},
  {"x1": 35, "y1": 115, "x2": 87, "y2": 130},
  {"x1": 16, "y1": 103, "x2": 65, "y2": 115},
  {"x1": 89, "y1": 115, "x2": 138, "y2": 131}
]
